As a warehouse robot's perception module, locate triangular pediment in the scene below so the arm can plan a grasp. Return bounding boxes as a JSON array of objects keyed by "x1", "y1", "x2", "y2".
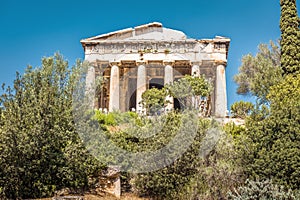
[{"x1": 81, "y1": 22, "x2": 188, "y2": 43}]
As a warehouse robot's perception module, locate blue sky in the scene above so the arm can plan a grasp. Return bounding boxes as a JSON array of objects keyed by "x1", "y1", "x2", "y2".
[{"x1": 0, "y1": 0, "x2": 299, "y2": 108}]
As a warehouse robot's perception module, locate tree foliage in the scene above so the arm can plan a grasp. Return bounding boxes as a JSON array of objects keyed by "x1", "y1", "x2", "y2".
[
  {"x1": 140, "y1": 87, "x2": 168, "y2": 115},
  {"x1": 280, "y1": 0, "x2": 300, "y2": 75},
  {"x1": 234, "y1": 41, "x2": 282, "y2": 103},
  {"x1": 166, "y1": 75, "x2": 211, "y2": 99},
  {"x1": 165, "y1": 75, "x2": 212, "y2": 109},
  {"x1": 133, "y1": 118, "x2": 244, "y2": 200},
  {"x1": 240, "y1": 74, "x2": 300, "y2": 190},
  {"x1": 234, "y1": 2, "x2": 300, "y2": 188},
  {"x1": 81, "y1": 111, "x2": 246, "y2": 200},
  {"x1": 228, "y1": 1, "x2": 300, "y2": 196},
  {"x1": 140, "y1": 75, "x2": 212, "y2": 114},
  {"x1": 130, "y1": 113, "x2": 210, "y2": 199},
  {"x1": 230, "y1": 101, "x2": 254, "y2": 119},
  {"x1": 0, "y1": 54, "x2": 101, "y2": 199},
  {"x1": 92, "y1": 109, "x2": 242, "y2": 199},
  {"x1": 228, "y1": 179, "x2": 297, "y2": 200},
  {"x1": 242, "y1": 1, "x2": 300, "y2": 189}
]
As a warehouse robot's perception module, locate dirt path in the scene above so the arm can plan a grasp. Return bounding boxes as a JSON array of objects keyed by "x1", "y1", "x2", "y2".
[{"x1": 35, "y1": 193, "x2": 149, "y2": 200}]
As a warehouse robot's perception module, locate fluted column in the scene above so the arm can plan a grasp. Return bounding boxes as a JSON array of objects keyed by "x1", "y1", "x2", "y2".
[
  {"x1": 215, "y1": 62, "x2": 227, "y2": 117},
  {"x1": 191, "y1": 64, "x2": 200, "y2": 77},
  {"x1": 109, "y1": 65, "x2": 120, "y2": 111},
  {"x1": 164, "y1": 63, "x2": 174, "y2": 111},
  {"x1": 86, "y1": 66, "x2": 96, "y2": 109},
  {"x1": 191, "y1": 64, "x2": 200, "y2": 109},
  {"x1": 136, "y1": 63, "x2": 147, "y2": 114}
]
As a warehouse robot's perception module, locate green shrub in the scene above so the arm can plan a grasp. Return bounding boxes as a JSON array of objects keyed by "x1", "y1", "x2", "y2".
[
  {"x1": 94, "y1": 110, "x2": 139, "y2": 127},
  {"x1": 228, "y1": 179, "x2": 296, "y2": 200},
  {"x1": 230, "y1": 101, "x2": 254, "y2": 119},
  {"x1": 92, "y1": 111, "x2": 243, "y2": 199},
  {"x1": 130, "y1": 113, "x2": 238, "y2": 199},
  {"x1": 0, "y1": 54, "x2": 102, "y2": 199}
]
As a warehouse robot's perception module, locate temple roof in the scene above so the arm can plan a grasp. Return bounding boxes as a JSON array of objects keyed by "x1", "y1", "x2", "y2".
[{"x1": 80, "y1": 22, "x2": 189, "y2": 44}]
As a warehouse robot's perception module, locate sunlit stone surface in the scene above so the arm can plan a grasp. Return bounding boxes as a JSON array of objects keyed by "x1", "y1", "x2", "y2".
[{"x1": 81, "y1": 22, "x2": 230, "y2": 117}]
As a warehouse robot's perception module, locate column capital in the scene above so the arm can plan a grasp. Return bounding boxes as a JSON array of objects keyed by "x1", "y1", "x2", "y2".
[
  {"x1": 163, "y1": 61, "x2": 174, "y2": 66},
  {"x1": 136, "y1": 61, "x2": 147, "y2": 66},
  {"x1": 109, "y1": 61, "x2": 121, "y2": 67},
  {"x1": 191, "y1": 61, "x2": 202, "y2": 66},
  {"x1": 214, "y1": 60, "x2": 227, "y2": 66}
]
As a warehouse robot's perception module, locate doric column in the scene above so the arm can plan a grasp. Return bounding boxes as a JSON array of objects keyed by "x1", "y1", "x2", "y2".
[
  {"x1": 191, "y1": 63, "x2": 200, "y2": 77},
  {"x1": 109, "y1": 64, "x2": 120, "y2": 111},
  {"x1": 164, "y1": 62, "x2": 174, "y2": 111},
  {"x1": 191, "y1": 63, "x2": 200, "y2": 109},
  {"x1": 215, "y1": 62, "x2": 227, "y2": 117},
  {"x1": 136, "y1": 63, "x2": 147, "y2": 114},
  {"x1": 86, "y1": 66, "x2": 96, "y2": 109}
]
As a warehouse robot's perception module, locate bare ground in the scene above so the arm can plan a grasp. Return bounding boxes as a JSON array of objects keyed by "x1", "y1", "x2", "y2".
[{"x1": 34, "y1": 193, "x2": 149, "y2": 200}]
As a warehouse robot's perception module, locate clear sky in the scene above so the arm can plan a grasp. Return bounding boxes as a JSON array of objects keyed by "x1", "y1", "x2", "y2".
[{"x1": 0, "y1": 0, "x2": 299, "y2": 108}]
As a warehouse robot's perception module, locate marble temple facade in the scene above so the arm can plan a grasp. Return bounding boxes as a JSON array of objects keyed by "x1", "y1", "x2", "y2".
[{"x1": 81, "y1": 22, "x2": 230, "y2": 117}]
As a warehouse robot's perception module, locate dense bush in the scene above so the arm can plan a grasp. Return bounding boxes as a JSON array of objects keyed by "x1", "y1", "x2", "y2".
[
  {"x1": 92, "y1": 110, "x2": 243, "y2": 199},
  {"x1": 230, "y1": 101, "x2": 254, "y2": 119},
  {"x1": 0, "y1": 54, "x2": 102, "y2": 199},
  {"x1": 228, "y1": 179, "x2": 297, "y2": 200},
  {"x1": 130, "y1": 112, "x2": 208, "y2": 199},
  {"x1": 240, "y1": 75, "x2": 300, "y2": 190},
  {"x1": 140, "y1": 87, "x2": 168, "y2": 115},
  {"x1": 94, "y1": 110, "x2": 139, "y2": 128}
]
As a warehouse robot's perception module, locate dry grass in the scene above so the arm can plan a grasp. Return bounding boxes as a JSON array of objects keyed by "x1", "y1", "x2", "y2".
[
  {"x1": 84, "y1": 193, "x2": 149, "y2": 200},
  {"x1": 34, "y1": 193, "x2": 149, "y2": 200}
]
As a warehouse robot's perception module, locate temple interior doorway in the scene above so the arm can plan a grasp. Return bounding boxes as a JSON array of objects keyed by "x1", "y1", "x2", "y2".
[
  {"x1": 149, "y1": 78, "x2": 164, "y2": 89},
  {"x1": 174, "y1": 98, "x2": 181, "y2": 110},
  {"x1": 173, "y1": 78, "x2": 181, "y2": 110},
  {"x1": 128, "y1": 78, "x2": 137, "y2": 111}
]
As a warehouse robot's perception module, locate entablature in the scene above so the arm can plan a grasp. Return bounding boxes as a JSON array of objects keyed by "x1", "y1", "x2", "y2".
[{"x1": 83, "y1": 40, "x2": 199, "y2": 55}]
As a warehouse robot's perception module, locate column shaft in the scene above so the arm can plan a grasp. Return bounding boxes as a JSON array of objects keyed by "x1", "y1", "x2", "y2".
[
  {"x1": 191, "y1": 65, "x2": 200, "y2": 77},
  {"x1": 215, "y1": 64, "x2": 227, "y2": 117},
  {"x1": 86, "y1": 66, "x2": 96, "y2": 109},
  {"x1": 109, "y1": 65, "x2": 120, "y2": 111},
  {"x1": 164, "y1": 65, "x2": 174, "y2": 111},
  {"x1": 136, "y1": 65, "x2": 147, "y2": 114},
  {"x1": 191, "y1": 65, "x2": 200, "y2": 109}
]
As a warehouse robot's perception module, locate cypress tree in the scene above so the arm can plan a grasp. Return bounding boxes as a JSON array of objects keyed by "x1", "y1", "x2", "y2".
[{"x1": 280, "y1": 0, "x2": 300, "y2": 75}]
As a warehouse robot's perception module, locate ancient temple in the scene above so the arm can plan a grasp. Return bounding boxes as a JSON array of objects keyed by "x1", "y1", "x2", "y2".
[{"x1": 81, "y1": 22, "x2": 230, "y2": 117}]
